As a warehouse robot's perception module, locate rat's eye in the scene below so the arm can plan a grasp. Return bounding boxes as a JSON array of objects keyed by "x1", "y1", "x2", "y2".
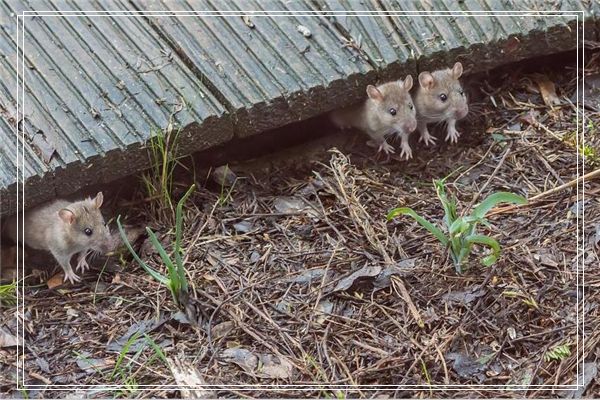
[
  {"x1": 459, "y1": 89, "x2": 464, "y2": 96},
  {"x1": 389, "y1": 108, "x2": 397, "y2": 116},
  {"x1": 408, "y1": 103, "x2": 414, "y2": 110},
  {"x1": 439, "y1": 93, "x2": 448, "y2": 102},
  {"x1": 84, "y1": 228, "x2": 93, "y2": 236}
]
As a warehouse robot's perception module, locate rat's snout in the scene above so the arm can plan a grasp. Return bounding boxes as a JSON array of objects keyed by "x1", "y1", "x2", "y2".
[
  {"x1": 406, "y1": 118, "x2": 417, "y2": 133},
  {"x1": 399, "y1": 118, "x2": 417, "y2": 134},
  {"x1": 98, "y1": 230, "x2": 114, "y2": 254},
  {"x1": 455, "y1": 105, "x2": 469, "y2": 120}
]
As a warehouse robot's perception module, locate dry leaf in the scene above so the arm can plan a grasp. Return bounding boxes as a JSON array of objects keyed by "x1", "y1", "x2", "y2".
[
  {"x1": 221, "y1": 348, "x2": 294, "y2": 379},
  {"x1": 211, "y1": 165, "x2": 237, "y2": 187},
  {"x1": 0, "y1": 326, "x2": 17, "y2": 347},
  {"x1": 331, "y1": 265, "x2": 382, "y2": 293},
  {"x1": 47, "y1": 273, "x2": 65, "y2": 289},
  {"x1": 533, "y1": 74, "x2": 561, "y2": 107},
  {"x1": 167, "y1": 357, "x2": 211, "y2": 398},
  {"x1": 76, "y1": 352, "x2": 114, "y2": 373},
  {"x1": 111, "y1": 273, "x2": 121, "y2": 284},
  {"x1": 210, "y1": 321, "x2": 235, "y2": 339},
  {"x1": 520, "y1": 109, "x2": 540, "y2": 126},
  {"x1": 563, "y1": 362, "x2": 598, "y2": 398},
  {"x1": 315, "y1": 300, "x2": 334, "y2": 325},
  {"x1": 442, "y1": 287, "x2": 486, "y2": 305}
]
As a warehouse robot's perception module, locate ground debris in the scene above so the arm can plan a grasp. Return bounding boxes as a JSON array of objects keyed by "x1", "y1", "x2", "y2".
[
  {"x1": 220, "y1": 347, "x2": 294, "y2": 379},
  {"x1": 4, "y1": 55, "x2": 597, "y2": 398},
  {"x1": 442, "y1": 287, "x2": 487, "y2": 305},
  {"x1": 167, "y1": 357, "x2": 211, "y2": 398}
]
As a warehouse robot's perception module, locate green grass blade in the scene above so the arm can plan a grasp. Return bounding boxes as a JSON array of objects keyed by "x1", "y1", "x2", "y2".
[
  {"x1": 387, "y1": 207, "x2": 448, "y2": 246},
  {"x1": 117, "y1": 216, "x2": 170, "y2": 286},
  {"x1": 465, "y1": 234, "x2": 501, "y2": 266},
  {"x1": 146, "y1": 228, "x2": 177, "y2": 284},
  {"x1": 144, "y1": 334, "x2": 168, "y2": 366},
  {"x1": 111, "y1": 331, "x2": 141, "y2": 380},
  {"x1": 472, "y1": 192, "x2": 527, "y2": 219},
  {"x1": 448, "y1": 217, "x2": 469, "y2": 236},
  {"x1": 434, "y1": 179, "x2": 457, "y2": 228},
  {"x1": 175, "y1": 184, "x2": 195, "y2": 291},
  {"x1": 0, "y1": 280, "x2": 17, "y2": 306}
]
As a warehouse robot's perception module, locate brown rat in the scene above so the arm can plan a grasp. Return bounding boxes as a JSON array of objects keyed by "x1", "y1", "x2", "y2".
[
  {"x1": 330, "y1": 75, "x2": 418, "y2": 160},
  {"x1": 413, "y1": 62, "x2": 469, "y2": 145},
  {"x1": 3, "y1": 192, "x2": 112, "y2": 284}
]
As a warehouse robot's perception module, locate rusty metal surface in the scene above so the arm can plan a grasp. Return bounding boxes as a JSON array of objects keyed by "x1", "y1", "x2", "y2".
[{"x1": 0, "y1": 0, "x2": 596, "y2": 215}]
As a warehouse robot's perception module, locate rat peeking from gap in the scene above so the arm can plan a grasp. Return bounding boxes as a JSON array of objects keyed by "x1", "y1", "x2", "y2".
[
  {"x1": 413, "y1": 62, "x2": 469, "y2": 145},
  {"x1": 330, "y1": 75, "x2": 418, "y2": 160},
  {"x1": 3, "y1": 192, "x2": 113, "y2": 284}
]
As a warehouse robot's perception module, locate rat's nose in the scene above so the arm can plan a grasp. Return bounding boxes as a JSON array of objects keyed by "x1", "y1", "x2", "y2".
[
  {"x1": 455, "y1": 106, "x2": 469, "y2": 120},
  {"x1": 405, "y1": 119, "x2": 417, "y2": 133}
]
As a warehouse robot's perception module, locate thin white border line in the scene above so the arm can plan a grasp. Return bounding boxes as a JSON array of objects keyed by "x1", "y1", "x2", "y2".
[
  {"x1": 17, "y1": 10, "x2": 23, "y2": 391},
  {"x1": 18, "y1": 12, "x2": 582, "y2": 18},
  {"x1": 14, "y1": 8, "x2": 19, "y2": 391},
  {"x1": 22, "y1": 10, "x2": 584, "y2": 14},
  {"x1": 576, "y1": 11, "x2": 580, "y2": 385},
  {"x1": 581, "y1": 9, "x2": 586, "y2": 389},
  {"x1": 24, "y1": 384, "x2": 580, "y2": 389},
  {"x1": 14, "y1": 9, "x2": 583, "y2": 392}
]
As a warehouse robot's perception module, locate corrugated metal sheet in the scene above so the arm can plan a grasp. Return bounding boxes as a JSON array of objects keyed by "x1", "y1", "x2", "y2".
[
  {"x1": 133, "y1": 0, "x2": 380, "y2": 136},
  {"x1": 0, "y1": 0, "x2": 232, "y2": 214},
  {"x1": 0, "y1": 0, "x2": 596, "y2": 215},
  {"x1": 321, "y1": 0, "x2": 591, "y2": 74}
]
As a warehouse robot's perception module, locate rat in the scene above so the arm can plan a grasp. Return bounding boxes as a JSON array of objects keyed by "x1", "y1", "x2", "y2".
[
  {"x1": 3, "y1": 192, "x2": 112, "y2": 284},
  {"x1": 413, "y1": 62, "x2": 469, "y2": 145},
  {"x1": 330, "y1": 75, "x2": 418, "y2": 160}
]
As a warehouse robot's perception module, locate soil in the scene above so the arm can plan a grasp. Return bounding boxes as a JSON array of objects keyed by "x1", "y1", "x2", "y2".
[{"x1": 0, "y1": 50, "x2": 598, "y2": 398}]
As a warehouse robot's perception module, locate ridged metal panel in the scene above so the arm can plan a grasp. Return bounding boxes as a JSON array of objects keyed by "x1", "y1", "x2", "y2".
[
  {"x1": 0, "y1": 0, "x2": 595, "y2": 215},
  {"x1": 0, "y1": 0, "x2": 232, "y2": 215},
  {"x1": 132, "y1": 0, "x2": 381, "y2": 136},
  {"x1": 0, "y1": 10, "x2": 58, "y2": 213},
  {"x1": 323, "y1": 0, "x2": 588, "y2": 73}
]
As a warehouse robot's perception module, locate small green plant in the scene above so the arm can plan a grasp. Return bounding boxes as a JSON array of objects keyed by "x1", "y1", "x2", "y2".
[
  {"x1": 142, "y1": 124, "x2": 183, "y2": 214},
  {"x1": 544, "y1": 343, "x2": 571, "y2": 362},
  {"x1": 0, "y1": 280, "x2": 17, "y2": 306},
  {"x1": 387, "y1": 178, "x2": 527, "y2": 273},
  {"x1": 117, "y1": 184, "x2": 194, "y2": 308}
]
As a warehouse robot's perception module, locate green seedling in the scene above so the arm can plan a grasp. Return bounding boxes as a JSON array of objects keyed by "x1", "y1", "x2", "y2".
[
  {"x1": 117, "y1": 185, "x2": 195, "y2": 308},
  {"x1": 0, "y1": 280, "x2": 17, "y2": 306},
  {"x1": 387, "y1": 178, "x2": 527, "y2": 273},
  {"x1": 544, "y1": 343, "x2": 571, "y2": 362}
]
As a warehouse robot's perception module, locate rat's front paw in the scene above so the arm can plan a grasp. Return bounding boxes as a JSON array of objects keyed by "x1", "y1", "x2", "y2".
[
  {"x1": 76, "y1": 251, "x2": 91, "y2": 273},
  {"x1": 63, "y1": 270, "x2": 81, "y2": 284},
  {"x1": 445, "y1": 128, "x2": 461, "y2": 144},
  {"x1": 399, "y1": 142, "x2": 413, "y2": 160},
  {"x1": 378, "y1": 141, "x2": 395, "y2": 156},
  {"x1": 419, "y1": 131, "x2": 437, "y2": 146},
  {"x1": 76, "y1": 258, "x2": 89, "y2": 273}
]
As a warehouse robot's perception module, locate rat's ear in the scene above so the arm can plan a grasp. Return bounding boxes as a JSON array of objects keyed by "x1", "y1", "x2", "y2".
[
  {"x1": 366, "y1": 85, "x2": 384, "y2": 102},
  {"x1": 418, "y1": 72, "x2": 435, "y2": 89},
  {"x1": 402, "y1": 75, "x2": 413, "y2": 91},
  {"x1": 93, "y1": 192, "x2": 103, "y2": 209},
  {"x1": 58, "y1": 209, "x2": 75, "y2": 225},
  {"x1": 451, "y1": 62, "x2": 463, "y2": 79}
]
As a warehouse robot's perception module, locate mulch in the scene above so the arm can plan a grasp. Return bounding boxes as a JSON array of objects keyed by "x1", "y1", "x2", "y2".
[{"x1": 0, "y1": 51, "x2": 598, "y2": 398}]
